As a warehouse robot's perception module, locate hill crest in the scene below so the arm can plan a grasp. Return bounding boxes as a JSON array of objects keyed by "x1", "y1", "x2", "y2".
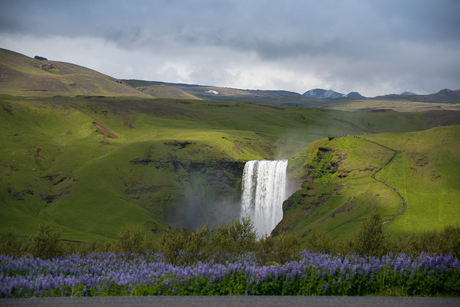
[{"x1": 0, "y1": 48, "x2": 151, "y2": 98}]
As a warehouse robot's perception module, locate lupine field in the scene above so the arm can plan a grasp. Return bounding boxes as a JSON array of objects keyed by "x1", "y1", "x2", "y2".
[
  {"x1": 1, "y1": 251, "x2": 460, "y2": 298},
  {"x1": 2, "y1": 215, "x2": 460, "y2": 298}
]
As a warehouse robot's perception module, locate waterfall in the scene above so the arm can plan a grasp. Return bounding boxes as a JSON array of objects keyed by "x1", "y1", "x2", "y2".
[{"x1": 241, "y1": 160, "x2": 288, "y2": 236}]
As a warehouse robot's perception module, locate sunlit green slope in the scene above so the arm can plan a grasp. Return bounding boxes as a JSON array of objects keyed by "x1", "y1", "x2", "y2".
[{"x1": 275, "y1": 125, "x2": 460, "y2": 243}]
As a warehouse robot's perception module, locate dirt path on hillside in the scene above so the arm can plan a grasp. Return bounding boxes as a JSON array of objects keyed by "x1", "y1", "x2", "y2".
[{"x1": 360, "y1": 138, "x2": 406, "y2": 230}]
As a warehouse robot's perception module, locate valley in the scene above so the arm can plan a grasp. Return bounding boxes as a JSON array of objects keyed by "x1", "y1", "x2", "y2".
[{"x1": 1, "y1": 48, "x2": 460, "y2": 246}]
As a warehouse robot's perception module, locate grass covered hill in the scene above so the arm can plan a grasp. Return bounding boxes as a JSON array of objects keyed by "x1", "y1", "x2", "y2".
[
  {"x1": 275, "y1": 125, "x2": 460, "y2": 243},
  {"x1": 122, "y1": 80, "x2": 202, "y2": 100},
  {"x1": 0, "y1": 49, "x2": 151, "y2": 98},
  {"x1": 122, "y1": 79, "x2": 315, "y2": 106},
  {"x1": 2, "y1": 92, "x2": 458, "y2": 243}
]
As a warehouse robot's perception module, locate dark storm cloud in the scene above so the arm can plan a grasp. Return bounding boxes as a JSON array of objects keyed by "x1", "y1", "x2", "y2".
[
  {"x1": 3, "y1": 0, "x2": 459, "y2": 55},
  {"x1": 1, "y1": 0, "x2": 459, "y2": 96}
]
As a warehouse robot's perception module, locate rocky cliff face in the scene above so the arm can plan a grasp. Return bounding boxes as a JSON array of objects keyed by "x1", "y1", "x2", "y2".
[{"x1": 128, "y1": 143, "x2": 245, "y2": 230}]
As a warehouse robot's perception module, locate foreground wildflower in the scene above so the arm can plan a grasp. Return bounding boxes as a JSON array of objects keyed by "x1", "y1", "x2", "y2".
[{"x1": 1, "y1": 251, "x2": 459, "y2": 297}]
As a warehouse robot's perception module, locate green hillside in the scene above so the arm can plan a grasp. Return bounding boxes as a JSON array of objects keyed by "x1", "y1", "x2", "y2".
[
  {"x1": 2, "y1": 93, "x2": 458, "y2": 242},
  {"x1": 123, "y1": 80, "x2": 202, "y2": 100},
  {"x1": 274, "y1": 125, "x2": 460, "y2": 243},
  {"x1": 0, "y1": 49, "x2": 151, "y2": 98}
]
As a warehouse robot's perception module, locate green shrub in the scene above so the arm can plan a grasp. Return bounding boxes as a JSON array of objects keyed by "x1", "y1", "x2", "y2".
[
  {"x1": 158, "y1": 228, "x2": 197, "y2": 265},
  {"x1": 0, "y1": 227, "x2": 23, "y2": 257},
  {"x1": 212, "y1": 217, "x2": 257, "y2": 254},
  {"x1": 142, "y1": 235, "x2": 159, "y2": 253},
  {"x1": 117, "y1": 224, "x2": 145, "y2": 254},
  {"x1": 158, "y1": 224, "x2": 213, "y2": 265},
  {"x1": 257, "y1": 232, "x2": 300, "y2": 264},
  {"x1": 389, "y1": 224, "x2": 460, "y2": 257},
  {"x1": 29, "y1": 223, "x2": 63, "y2": 259},
  {"x1": 308, "y1": 230, "x2": 334, "y2": 254},
  {"x1": 435, "y1": 224, "x2": 460, "y2": 257},
  {"x1": 354, "y1": 210, "x2": 386, "y2": 256},
  {"x1": 156, "y1": 217, "x2": 259, "y2": 265},
  {"x1": 333, "y1": 237, "x2": 354, "y2": 256}
]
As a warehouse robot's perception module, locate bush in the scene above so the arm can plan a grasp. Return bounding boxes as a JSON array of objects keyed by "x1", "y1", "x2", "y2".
[
  {"x1": 117, "y1": 224, "x2": 145, "y2": 254},
  {"x1": 354, "y1": 210, "x2": 386, "y2": 256},
  {"x1": 434, "y1": 224, "x2": 460, "y2": 258},
  {"x1": 157, "y1": 218, "x2": 259, "y2": 265},
  {"x1": 29, "y1": 223, "x2": 63, "y2": 259},
  {"x1": 0, "y1": 227, "x2": 23, "y2": 257},
  {"x1": 257, "y1": 232, "x2": 300, "y2": 264},
  {"x1": 158, "y1": 227, "x2": 204, "y2": 265},
  {"x1": 212, "y1": 216, "x2": 257, "y2": 254},
  {"x1": 308, "y1": 230, "x2": 334, "y2": 254},
  {"x1": 391, "y1": 224, "x2": 460, "y2": 257}
]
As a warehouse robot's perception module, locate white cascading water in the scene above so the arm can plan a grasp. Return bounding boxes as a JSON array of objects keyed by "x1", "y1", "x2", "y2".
[{"x1": 241, "y1": 160, "x2": 288, "y2": 236}]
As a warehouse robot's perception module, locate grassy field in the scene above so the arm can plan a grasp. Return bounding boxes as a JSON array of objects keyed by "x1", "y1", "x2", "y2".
[
  {"x1": 276, "y1": 125, "x2": 460, "y2": 243},
  {"x1": 371, "y1": 127, "x2": 460, "y2": 237}
]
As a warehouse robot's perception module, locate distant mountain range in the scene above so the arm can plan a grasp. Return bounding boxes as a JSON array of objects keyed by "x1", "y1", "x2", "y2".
[
  {"x1": 0, "y1": 48, "x2": 459, "y2": 106},
  {"x1": 301, "y1": 89, "x2": 460, "y2": 104},
  {"x1": 373, "y1": 89, "x2": 460, "y2": 103}
]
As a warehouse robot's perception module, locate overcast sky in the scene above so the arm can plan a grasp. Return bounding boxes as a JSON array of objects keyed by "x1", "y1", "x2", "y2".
[{"x1": 1, "y1": 0, "x2": 459, "y2": 97}]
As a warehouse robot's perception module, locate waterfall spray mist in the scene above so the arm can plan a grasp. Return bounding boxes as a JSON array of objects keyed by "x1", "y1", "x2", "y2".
[{"x1": 241, "y1": 160, "x2": 288, "y2": 235}]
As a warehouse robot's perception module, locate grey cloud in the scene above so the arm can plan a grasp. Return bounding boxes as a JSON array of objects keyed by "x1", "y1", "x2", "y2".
[
  {"x1": 3, "y1": 1, "x2": 457, "y2": 46},
  {"x1": 1, "y1": 0, "x2": 459, "y2": 96}
]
